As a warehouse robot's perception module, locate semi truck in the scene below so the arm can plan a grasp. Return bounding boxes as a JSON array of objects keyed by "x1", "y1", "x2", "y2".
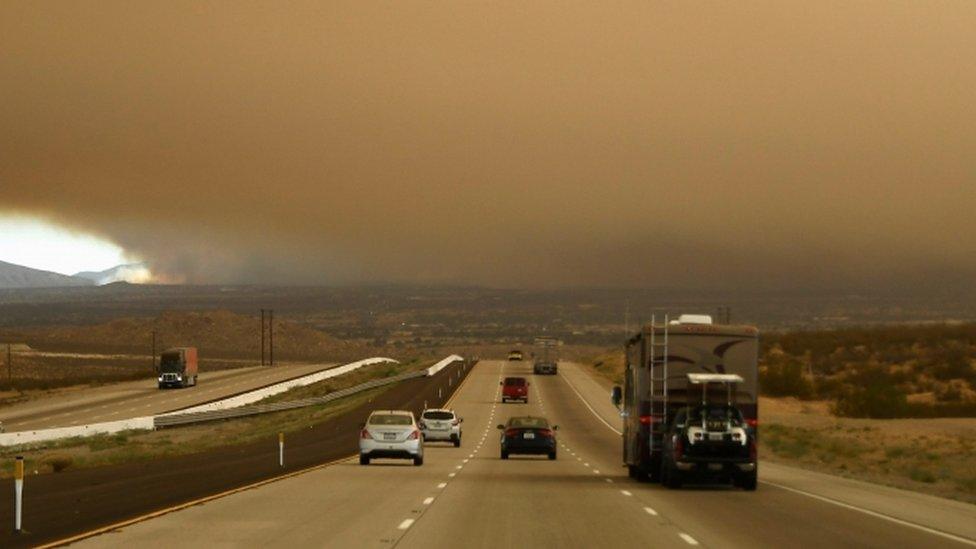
[
  {"x1": 611, "y1": 314, "x2": 759, "y2": 489},
  {"x1": 157, "y1": 347, "x2": 199, "y2": 389}
]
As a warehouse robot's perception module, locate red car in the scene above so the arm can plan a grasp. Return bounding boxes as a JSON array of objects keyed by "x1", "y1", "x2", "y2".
[{"x1": 501, "y1": 376, "x2": 529, "y2": 403}]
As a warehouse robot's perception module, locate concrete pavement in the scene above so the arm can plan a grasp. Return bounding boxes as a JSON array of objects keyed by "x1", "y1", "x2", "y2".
[{"x1": 75, "y1": 360, "x2": 976, "y2": 548}]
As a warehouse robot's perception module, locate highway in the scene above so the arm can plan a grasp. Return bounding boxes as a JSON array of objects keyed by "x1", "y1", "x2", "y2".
[
  {"x1": 0, "y1": 362, "x2": 335, "y2": 431},
  {"x1": 71, "y1": 360, "x2": 976, "y2": 548}
]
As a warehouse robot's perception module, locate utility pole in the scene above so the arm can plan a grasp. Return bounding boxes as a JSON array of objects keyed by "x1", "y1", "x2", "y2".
[
  {"x1": 269, "y1": 309, "x2": 275, "y2": 367},
  {"x1": 260, "y1": 309, "x2": 266, "y2": 366},
  {"x1": 6, "y1": 343, "x2": 11, "y2": 385},
  {"x1": 151, "y1": 330, "x2": 157, "y2": 373}
]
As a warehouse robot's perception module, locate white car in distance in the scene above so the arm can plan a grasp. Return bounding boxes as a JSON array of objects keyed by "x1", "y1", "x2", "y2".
[
  {"x1": 359, "y1": 410, "x2": 424, "y2": 466},
  {"x1": 420, "y1": 408, "x2": 463, "y2": 447}
]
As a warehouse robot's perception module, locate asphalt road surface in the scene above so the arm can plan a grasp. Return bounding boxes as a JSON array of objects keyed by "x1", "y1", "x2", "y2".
[
  {"x1": 1, "y1": 362, "x2": 336, "y2": 431},
  {"x1": 73, "y1": 360, "x2": 976, "y2": 548}
]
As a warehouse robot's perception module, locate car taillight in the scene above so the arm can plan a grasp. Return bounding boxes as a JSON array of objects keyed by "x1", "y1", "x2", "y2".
[
  {"x1": 746, "y1": 418, "x2": 758, "y2": 428},
  {"x1": 360, "y1": 429, "x2": 373, "y2": 439},
  {"x1": 673, "y1": 435, "x2": 684, "y2": 460},
  {"x1": 538, "y1": 429, "x2": 552, "y2": 438},
  {"x1": 408, "y1": 429, "x2": 420, "y2": 440},
  {"x1": 749, "y1": 439, "x2": 757, "y2": 461},
  {"x1": 639, "y1": 415, "x2": 656, "y2": 426},
  {"x1": 505, "y1": 429, "x2": 520, "y2": 437}
]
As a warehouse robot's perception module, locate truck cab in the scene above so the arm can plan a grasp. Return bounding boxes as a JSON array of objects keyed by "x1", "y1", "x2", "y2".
[{"x1": 158, "y1": 347, "x2": 199, "y2": 389}]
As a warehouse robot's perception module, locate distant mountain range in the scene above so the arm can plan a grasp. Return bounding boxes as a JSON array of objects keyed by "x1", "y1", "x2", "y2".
[
  {"x1": 0, "y1": 260, "x2": 150, "y2": 289},
  {"x1": 0, "y1": 260, "x2": 94, "y2": 289},
  {"x1": 74, "y1": 263, "x2": 151, "y2": 285}
]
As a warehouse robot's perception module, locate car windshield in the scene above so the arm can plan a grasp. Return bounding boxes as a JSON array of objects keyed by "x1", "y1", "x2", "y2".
[
  {"x1": 686, "y1": 405, "x2": 744, "y2": 427},
  {"x1": 422, "y1": 411, "x2": 454, "y2": 420},
  {"x1": 504, "y1": 378, "x2": 526, "y2": 386},
  {"x1": 368, "y1": 414, "x2": 413, "y2": 426},
  {"x1": 509, "y1": 417, "x2": 548, "y2": 429}
]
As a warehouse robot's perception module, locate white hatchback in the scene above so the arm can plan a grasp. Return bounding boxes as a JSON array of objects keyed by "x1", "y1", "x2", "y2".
[
  {"x1": 359, "y1": 410, "x2": 424, "y2": 466},
  {"x1": 420, "y1": 409, "x2": 463, "y2": 447}
]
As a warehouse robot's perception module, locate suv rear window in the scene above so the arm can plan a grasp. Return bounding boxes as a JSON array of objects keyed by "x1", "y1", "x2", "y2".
[
  {"x1": 504, "y1": 377, "x2": 526, "y2": 386},
  {"x1": 422, "y1": 411, "x2": 454, "y2": 420}
]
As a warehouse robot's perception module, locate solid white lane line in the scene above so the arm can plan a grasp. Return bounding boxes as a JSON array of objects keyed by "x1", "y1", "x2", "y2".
[
  {"x1": 620, "y1": 490, "x2": 632, "y2": 496},
  {"x1": 679, "y1": 533, "x2": 699, "y2": 546},
  {"x1": 559, "y1": 372, "x2": 622, "y2": 435},
  {"x1": 398, "y1": 519, "x2": 415, "y2": 530},
  {"x1": 644, "y1": 507, "x2": 658, "y2": 516},
  {"x1": 762, "y1": 480, "x2": 976, "y2": 547},
  {"x1": 437, "y1": 482, "x2": 447, "y2": 489},
  {"x1": 423, "y1": 497, "x2": 434, "y2": 505}
]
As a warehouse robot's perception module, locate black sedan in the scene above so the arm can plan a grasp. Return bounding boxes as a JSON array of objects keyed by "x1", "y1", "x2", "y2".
[{"x1": 498, "y1": 416, "x2": 558, "y2": 460}]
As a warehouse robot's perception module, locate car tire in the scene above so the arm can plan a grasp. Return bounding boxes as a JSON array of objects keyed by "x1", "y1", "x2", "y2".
[
  {"x1": 359, "y1": 455, "x2": 370, "y2": 466},
  {"x1": 501, "y1": 450, "x2": 509, "y2": 460},
  {"x1": 454, "y1": 438, "x2": 461, "y2": 448},
  {"x1": 737, "y1": 470, "x2": 758, "y2": 491},
  {"x1": 548, "y1": 451, "x2": 556, "y2": 460},
  {"x1": 413, "y1": 455, "x2": 424, "y2": 466},
  {"x1": 663, "y1": 459, "x2": 683, "y2": 489}
]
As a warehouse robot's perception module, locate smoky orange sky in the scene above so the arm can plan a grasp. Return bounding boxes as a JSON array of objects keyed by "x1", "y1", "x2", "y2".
[{"x1": 1, "y1": 2, "x2": 974, "y2": 289}]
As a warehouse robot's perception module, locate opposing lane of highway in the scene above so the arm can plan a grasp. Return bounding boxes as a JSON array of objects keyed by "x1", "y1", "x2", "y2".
[{"x1": 1, "y1": 362, "x2": 336, "y2": 431}]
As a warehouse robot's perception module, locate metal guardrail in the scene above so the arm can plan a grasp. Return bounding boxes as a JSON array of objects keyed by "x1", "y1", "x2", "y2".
[{"x1": 154, "y1": 369, "x2": 429, "y2": 428}]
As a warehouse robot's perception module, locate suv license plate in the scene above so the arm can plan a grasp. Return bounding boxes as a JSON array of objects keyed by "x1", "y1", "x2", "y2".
[
  {"x1": 523, "y1": 432, "x2": 535, "y2": 439},
  {"x1": 383, "y1": 433, "x2": 396, "y2": 441}
]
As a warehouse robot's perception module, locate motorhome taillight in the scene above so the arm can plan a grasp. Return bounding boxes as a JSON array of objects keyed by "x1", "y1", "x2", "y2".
[
  {"x1": 639, "y1": 415, "x2": 656, "y2": 426},
  {"x1": 673, "y1": 436, "x2": 684, "y2": 460},
  {"x1": 746, "y1": 418, "x2": 759, "y2": 428}
]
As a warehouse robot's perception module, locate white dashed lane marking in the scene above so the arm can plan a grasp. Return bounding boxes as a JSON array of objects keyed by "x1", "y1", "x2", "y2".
[
  {"x1": 437, "y1": 482, "x2": 447, "y2": 489},
  {"x1": 644, "y1": 507, "x2": 658, "y2": 516},
  {"x1": 679, "y1": 533, "x2": 699, "y2": 546},
  {"x1": 423, "y1": 497, "x2": 434, "y2": 505},
  {"x1": 398, "y1": 519, "x2": 415, "y2": 530}
]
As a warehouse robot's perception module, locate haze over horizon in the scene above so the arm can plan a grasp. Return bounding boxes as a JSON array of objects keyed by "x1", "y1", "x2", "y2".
[{"x1": 2, "y1": 3, "x2": 974, "y2": 291}]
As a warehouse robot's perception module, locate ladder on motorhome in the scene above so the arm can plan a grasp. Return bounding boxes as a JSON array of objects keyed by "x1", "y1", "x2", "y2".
[{"x1": 648, "y1": 313, "x2": 669, "y2": 451}]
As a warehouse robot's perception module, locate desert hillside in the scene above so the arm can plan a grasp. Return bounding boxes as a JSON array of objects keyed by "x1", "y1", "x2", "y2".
[{"x1": 10, "y1": 310, "x2": 372, "y2": 362}]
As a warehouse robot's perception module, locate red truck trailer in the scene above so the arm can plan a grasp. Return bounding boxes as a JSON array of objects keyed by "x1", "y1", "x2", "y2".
[{"x1": 157, "y1": 347, "x2": 198, "y2": 389}]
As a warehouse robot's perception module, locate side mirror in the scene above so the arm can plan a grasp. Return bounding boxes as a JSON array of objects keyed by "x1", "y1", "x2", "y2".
[
  {"x1": 611, "y1": 386, "x2": 623, "y2": 409},
  {"x1": 459, "y1": 418, "x2": 464, "y2": 423},
  {"x1": 499, "y1": 381, "x2": 503, "y2": 386},
  {"x1": 496, "y1": 424, "x2": 505, "y2": 430},
  {"x1": 553, "y1": 425, "x2": 559, "y2": 431}
]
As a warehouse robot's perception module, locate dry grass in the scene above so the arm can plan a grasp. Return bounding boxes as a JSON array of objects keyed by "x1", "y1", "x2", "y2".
[{"x1": 761, "y1": 396, "x2": 976, "y2": 503}]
